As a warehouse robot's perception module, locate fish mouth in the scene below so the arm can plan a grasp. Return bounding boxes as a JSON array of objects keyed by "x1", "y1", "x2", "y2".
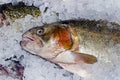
[
  {"x1": 20, "y1": 36, "x2": 44, "y2": 47},
  {"x1": 22, "y1": 36, "x2": 35, "y2": 42},
  {"x1": 20, "y1": 36, "x2": 35, "y2": 47}
]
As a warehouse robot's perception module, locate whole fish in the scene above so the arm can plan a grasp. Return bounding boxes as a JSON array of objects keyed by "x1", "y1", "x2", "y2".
[
  {"x1": 0, "y1": 2, "x2": 41, "y2": 27},
  {"x1": 20, "y1": 19, "x2": 120, "y2": 76}
]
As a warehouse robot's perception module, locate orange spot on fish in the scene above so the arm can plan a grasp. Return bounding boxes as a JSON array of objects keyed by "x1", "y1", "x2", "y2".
[{"x1": 54, "y1": 27, "x2": 73, "y2": 50}]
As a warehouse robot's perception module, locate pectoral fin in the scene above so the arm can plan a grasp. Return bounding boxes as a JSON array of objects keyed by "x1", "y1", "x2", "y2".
[
  {"x1": 74, "y1": 53, "x2": 97, "y2": 64},
  {"x1": 52, "y1": 50, "x2": 97, "y2": 64}
]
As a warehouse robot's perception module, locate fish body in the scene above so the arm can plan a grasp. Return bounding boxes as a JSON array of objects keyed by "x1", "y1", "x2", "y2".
[
  {"x1": 60, "y1": 20, "x2": 120, "y2": 61},
  {"x1": 0, "y1": 2, "x2": 41, "y2": 27},
  {"x1": 20, "y1": 19, "x2": 120, "y2": 76}
]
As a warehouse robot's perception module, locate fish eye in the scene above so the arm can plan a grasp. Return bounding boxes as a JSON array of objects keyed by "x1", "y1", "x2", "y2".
[{"x1": 37, "y1": 28, "x2": 44, "y2": 35}]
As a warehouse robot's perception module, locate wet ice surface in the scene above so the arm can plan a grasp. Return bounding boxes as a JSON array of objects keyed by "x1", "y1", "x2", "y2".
[{"x1": 0, "y1": 0, "x2": 120, "y2": 80}]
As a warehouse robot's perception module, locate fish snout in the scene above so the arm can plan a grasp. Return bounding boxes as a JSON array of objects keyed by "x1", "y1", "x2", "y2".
[
  {"x1": 20, "y1": 32, "x2": 35, "y2": 48},
  {"x1": 22, "y1": 31, "x2": 35, "y2": 41},
  {"x1": 20, "y1": 31, "x2": 44, "y2": 48}
]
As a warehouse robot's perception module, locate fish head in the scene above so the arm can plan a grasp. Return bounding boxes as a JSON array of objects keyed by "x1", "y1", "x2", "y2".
[{"x1": 20, "y1": 23, "x2": 73, "y2": 59}]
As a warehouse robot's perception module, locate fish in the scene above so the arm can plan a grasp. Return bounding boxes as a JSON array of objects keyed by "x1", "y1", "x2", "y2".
[
  {"x1": 0, "y1": 2, "x2": 41, "y2": 27},
  {"x1": 20, "y1": 19, "x2": 120, "y2": 76}
]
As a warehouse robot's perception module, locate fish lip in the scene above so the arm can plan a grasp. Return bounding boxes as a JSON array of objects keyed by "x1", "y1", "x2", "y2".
[
  {"x1": 21, "y1": 36, "x2": 44, "y2": 47},
  {"x1": 20, "y1": 36, "x2": 35, "y2": 47},
  {"x1": 22, "y1": 36, "x2": 35, "y2": 42}
]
